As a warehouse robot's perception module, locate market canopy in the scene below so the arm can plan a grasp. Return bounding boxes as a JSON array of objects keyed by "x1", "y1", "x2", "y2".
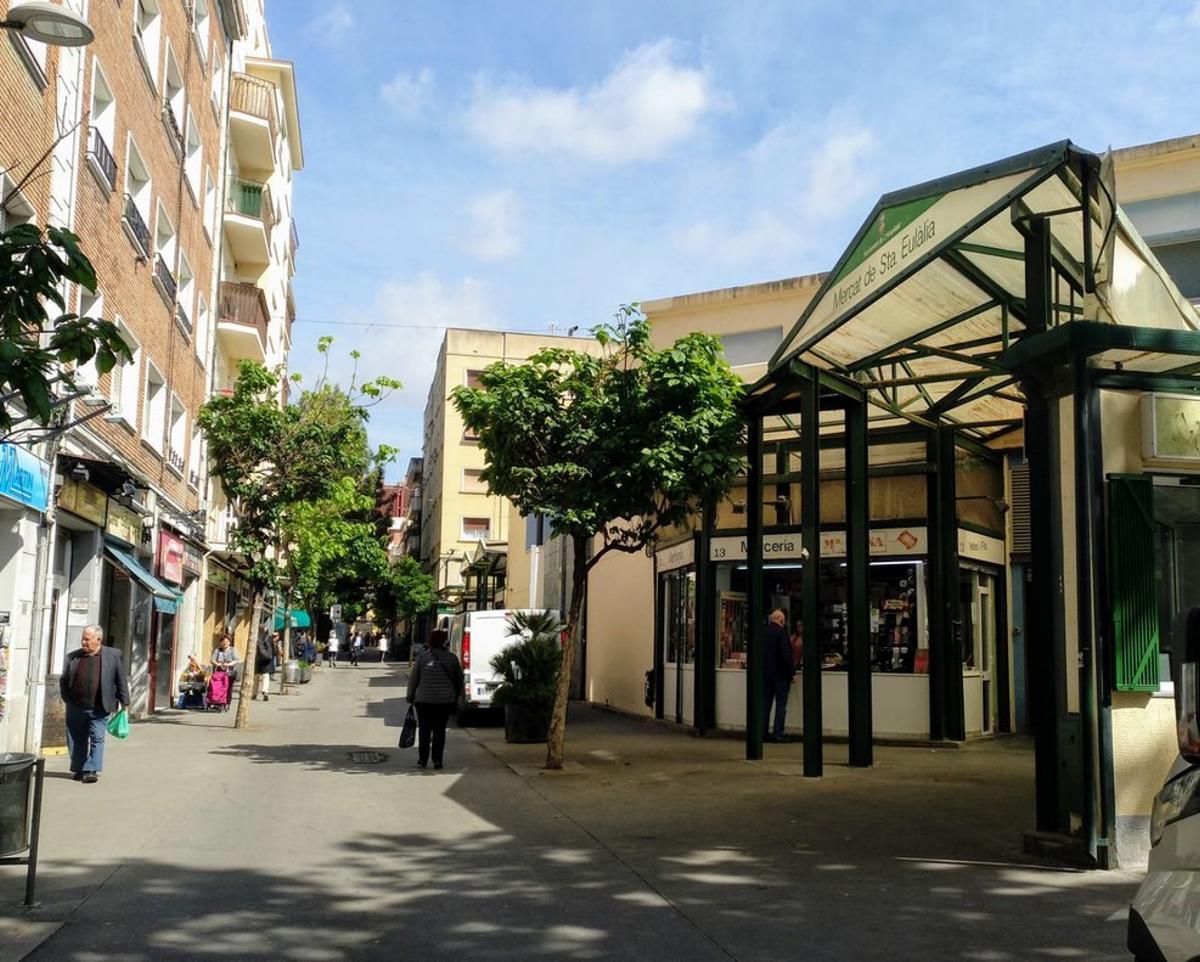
[
  {"x1": 103, "y1": 538, "x2": 183, "y2": 614},
  {"x1": 274, "y1": 608, "x2": 311, "y2": 630},
  {"x1": 757, "y1": 140, "x2": 1200, "y2": 442}
]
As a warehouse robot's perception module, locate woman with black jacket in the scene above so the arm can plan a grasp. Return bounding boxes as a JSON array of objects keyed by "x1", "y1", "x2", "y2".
[{"x1": 405, "y1": 630, "x2": 464, "y2": 769}]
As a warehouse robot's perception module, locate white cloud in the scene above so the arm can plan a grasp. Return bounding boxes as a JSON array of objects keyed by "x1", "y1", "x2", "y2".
[
  {"x1": 1190, "y1": 2, "x2": 1200, "y2": 26},
  {"x1": 307, "y1": 3, "x2": 353, "y2": 45},
  {"x1": 462, "y1": 190, "x2": 522, "y2": 262},
  {"x1": 798, "y1": 127, "x2": 876, "y2": 220},
  {"x1": 674, "y1": 212, "x2": 797, "y2": 264},
  {"x1": 381, "y1": 68, "x2": 435, "y2": 120},
  {"x1": 464, "y1": 39, "x2": 713, "y2": 163}
]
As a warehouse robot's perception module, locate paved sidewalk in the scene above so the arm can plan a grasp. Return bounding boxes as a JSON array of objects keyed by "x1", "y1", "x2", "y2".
[{"x1": 0, "y1": 663, "x2": 1141, "y2": 961}]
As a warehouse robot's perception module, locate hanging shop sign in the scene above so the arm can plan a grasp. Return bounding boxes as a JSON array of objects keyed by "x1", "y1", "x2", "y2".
[
  {"x1": 0, "y1": 443, "x2": 50, "y2": 513},
  {"x1": 182, "y1": 542, "x2": 203, "y2": 577},
  {"x1": 655, "y1": 539, "x2": 695, "y2": 572},
  {"x1": 105, "y1": 500, "x2": 141, "y2": 545},
  {"x1": 1142, "y1": 394, "x2": 1200, "y2": 461},
  {"x1": 57, "y1": 477, "x2": 107, "y2": 526},
  {"x1": 709, "y1": 527, "x2": 927, "y2": 563},
  {"x1": 957, "y1": 528, "x2": 1005, "y2": 566},
  {"x1": 207, "y1": 565, "x2": 230, "y2": 590},
  {"x1": 158, "y1": 530, "x2": 185, "y2": 585}
]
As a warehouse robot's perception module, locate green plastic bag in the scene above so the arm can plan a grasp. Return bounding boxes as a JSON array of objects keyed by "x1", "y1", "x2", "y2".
[{"x1": 106, "y1": 707, "x2": 129, "y2": 740}]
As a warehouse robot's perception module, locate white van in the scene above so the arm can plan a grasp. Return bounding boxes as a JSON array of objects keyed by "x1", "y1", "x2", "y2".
[
  {"x1": 448, "y1": 609, "x2": 557, "y2": 712},
  {"x1": 1130, "y1": 617, "x2": 1200, "y2": 961}
]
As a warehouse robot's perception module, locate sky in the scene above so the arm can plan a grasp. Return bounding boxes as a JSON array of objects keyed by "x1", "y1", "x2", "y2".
[{"x1": 266, "y1": 0, "x2": 1200, "y2": 479}]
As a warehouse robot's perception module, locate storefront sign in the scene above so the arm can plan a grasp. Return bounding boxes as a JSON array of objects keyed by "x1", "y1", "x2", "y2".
[
  {"x1": 105, "y1": 501, "x2": 141, "y2": 545},
  {"x1": 709, "y1": 527, "x2": 927, "y2": 562},
  {"x1": 57, "y1": 477, "x2": 107, "y2": 526},
  {"x1": 1142, "y1": 394, "x2": 1200, "y2": 461},
  {"x1": 182, "y1": 542, "x2": 203, "y2": 577},
  {"x1": 957, "y1": 528, "x2": 1005, "y2": 566},
  {"x1": 656, "y1": 539, "x2": 695, "y2": 572},
  {"x1": 158, "y1": 530, "x2": 185, "y2": 584},
  {"x1": 0, "y1": 443, "x2": 50, "y2": 513},
  {"x1": 207, "y1": 565, "x2": 230, "y2": 590}
]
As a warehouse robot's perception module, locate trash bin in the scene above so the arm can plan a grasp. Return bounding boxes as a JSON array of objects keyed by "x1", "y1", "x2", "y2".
[
  {"x1": 0, "y1": 753, "x2": 35, "y2": 857},
  {"x1": 281, "y1": 660, "x2": 301, "y2": 685}
]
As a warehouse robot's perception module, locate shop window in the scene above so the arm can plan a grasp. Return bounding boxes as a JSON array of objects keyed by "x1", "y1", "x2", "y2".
[
  {"x1": 133, "y1": 0, "x2": 162, "y2": 90},
  {"x1": 660, "y1": 568, "x2": 696, "y2": 666},
  {"x1": 143, "y1": 362, "x2": 167, "y2": 451},
  {"x1": 87, "y1": 61, "x2": 118, "y2": 192},
  {"x1": 461, "y1": 517, "x2": 490, "y2": 542},
  {"x1": 461, "y1": 468, "x2": 487, "y2": 494},
  {"x1": 106, "y1": 317, "x2": 140, "y2": 428}
]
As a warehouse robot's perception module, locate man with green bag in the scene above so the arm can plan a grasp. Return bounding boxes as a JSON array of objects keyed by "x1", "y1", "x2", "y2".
[{"x1": 59, "y1": 625, "x2": 130, "y2": 784}]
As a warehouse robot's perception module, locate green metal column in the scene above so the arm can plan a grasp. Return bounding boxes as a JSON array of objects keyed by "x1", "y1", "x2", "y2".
[
  {"x1": 846, "y1": 395, "x2": 872, "y2": 766},
  {"x1": 925, "y1": 429, "x2": 946, "y2": 740},
  {"x1": 694, "y1": 510, "x2": 716, "y2": 734},
  {"x1": 926, "y1": 426, "x2": 963, "y2": 741},
  {"x1": 800, "y1": 372, "x2": 823, "y2": 777},
  {"x1": 746, "y1": 413, "x2": 765, "y2": 761}
]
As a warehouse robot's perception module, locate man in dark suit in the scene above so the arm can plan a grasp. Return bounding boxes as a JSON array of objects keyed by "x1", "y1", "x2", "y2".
[
  {"x1": 763, "y1": 609, "x2": 796, "y2": 743},
  {"x1": 59, "y1": 624, "x2": 130, "y2": 784}
]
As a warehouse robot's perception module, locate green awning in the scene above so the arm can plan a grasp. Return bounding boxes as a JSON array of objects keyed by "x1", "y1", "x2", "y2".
[
  {"x1": 104, "y1": 538, "x2": 183, "y2": 614},
  {"x1": 274, "y1": 608, "x2": 311, "y2": 630}
]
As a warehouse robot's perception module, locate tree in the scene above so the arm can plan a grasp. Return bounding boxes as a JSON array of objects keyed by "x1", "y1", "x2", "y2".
[
  {"x1": 198, "y1": 343, "x2": 399, "y2": 728},
  {"x1": 374, "y1": 555, "x2": 437, "y2": 642},
  {"x1": 0, "y1": 222, "x2": 132, "y2": 437},
  {"x1": 452, "y1": 305, "x2": 744, "y2": 768}
]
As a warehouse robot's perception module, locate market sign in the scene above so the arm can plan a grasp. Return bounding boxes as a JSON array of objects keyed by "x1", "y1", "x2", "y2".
[
  {"x1": 158, "y1": 530, "x2": 185, "y2": 585},
  {"x1": 0, "y1": 443, "x2": 50, "y2": 513},
  {"x1": 105, "y1": 500, "x2": 141, "y2": 545},
  {"x1": 709, "y1": 527, "x2": 927, "y2": 563},
  {"x1": 183, "y1": 542, "x2": 203, "y2": 576},
  {"x1": 58, "y1": 477, "x2": 107, "y2": 526},
  {"x1": 1142, "y1": 393, "x2": 1200, "y2": 461},
  {"x1": 655, "y1": 539, "x2": 695, "y2": 572},
  {"x1": 957, "y1": 528, "x2": 1005, "y2": 566}
]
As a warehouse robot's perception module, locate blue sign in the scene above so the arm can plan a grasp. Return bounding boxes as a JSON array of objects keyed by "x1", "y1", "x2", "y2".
[{"x1": 0, "y1": 443, "x2": 51, "y2": 513}]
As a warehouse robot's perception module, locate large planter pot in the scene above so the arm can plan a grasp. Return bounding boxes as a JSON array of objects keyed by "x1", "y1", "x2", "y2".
[
  {"x1": 504, "y1": 703, "x2": 552, "y2": 744},
  {"x1": 298, "y1": 666, "x2": 313, "y2": 684}
]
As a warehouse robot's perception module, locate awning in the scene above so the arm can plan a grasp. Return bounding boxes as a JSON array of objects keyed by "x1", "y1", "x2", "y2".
[
  {"x1": 104, "y1": 538, "x2": 183, "y2": 614},
  {"x1": 274, "y1": 608, "x2": 311, "y2": 630},
  {"x1": 758, "y1": 139, "x2": 1200, "y2": 444},
  {"x1": 462, "y1": 541, "x2": 507, "y2": 576}
]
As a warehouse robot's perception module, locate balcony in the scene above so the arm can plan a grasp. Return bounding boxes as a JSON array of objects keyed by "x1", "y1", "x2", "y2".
[
  {"x1": 122, "y1": 194, "x2": 150, "y2": 258},
  {"x1": 162, "y1": 98, "x2": 184, "y2": 155},
  {"x1": 152, "y1": 253, "x2": 177, "y2": 306},
  {"x1": 229, "y1": 72, "x2": 278, "y2": 169},
  {"x1": 223, "y1": 176, "x2": 272, "y2": 265},
  {"x1": 216, "y1": 281, "x2": 268, "y2": 362},
  {"x1": 87, "y1": 127, "x2": 116, "y2": 192},
  {"x1": 188, "y1": 467, "x2": 200, "y2": 489},
  {"x1": 167, "y1": 446, "x2": 185, "y2": 475}
]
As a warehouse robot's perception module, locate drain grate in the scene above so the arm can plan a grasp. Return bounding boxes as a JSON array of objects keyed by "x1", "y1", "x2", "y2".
[{"x1": 349, "y1": 750, "x2": 389, "y2": 764}]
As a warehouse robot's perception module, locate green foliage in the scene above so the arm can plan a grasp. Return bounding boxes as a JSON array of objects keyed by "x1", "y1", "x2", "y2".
[
  {"x1": 375, "y1": 555, "x2": 437, "y2": 625},
  {"x1": 0, "y1": 224, "x2": 132, "y2": 434},
  {"x1": 451, "y1": 305, "x2": 745, "y2": 560},
  {"x1": 490, "y1": 612, "x2": 563, "y2": 712}
]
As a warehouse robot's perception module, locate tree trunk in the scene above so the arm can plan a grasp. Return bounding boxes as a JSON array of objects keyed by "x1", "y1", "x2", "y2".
[
  {"x1": 233, "y1": 591, "x2": 264, "y2": 729},
  {"x1": 545, "y1": 534, "x2": 588, "y2": 770}
]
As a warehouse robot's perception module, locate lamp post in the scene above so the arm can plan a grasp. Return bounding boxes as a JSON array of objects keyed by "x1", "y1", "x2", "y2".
[{"x1": 0, "y1": 1, "x2": 93, "y2": 46}]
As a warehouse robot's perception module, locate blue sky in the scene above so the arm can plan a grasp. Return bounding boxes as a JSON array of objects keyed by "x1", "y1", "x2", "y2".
[{"x1": 268, "y1": 0, "x2": 1200, "y2": 478}]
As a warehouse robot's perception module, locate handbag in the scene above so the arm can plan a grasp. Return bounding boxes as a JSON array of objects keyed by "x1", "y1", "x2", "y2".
[
  {"x1": 106, "y1": 707, "x2": 130, "y2": 740},
  {"x1": 398, "y1": 705, "x2": 417, "y2": 749}
]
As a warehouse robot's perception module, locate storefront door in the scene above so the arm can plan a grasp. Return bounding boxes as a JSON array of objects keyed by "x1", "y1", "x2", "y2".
[
  {"x1": 960, "y1": 567, "x2": 999, "y2": 735},
  {"x1": 659, "y1": 568, "x2": 696, "y2": 725}
]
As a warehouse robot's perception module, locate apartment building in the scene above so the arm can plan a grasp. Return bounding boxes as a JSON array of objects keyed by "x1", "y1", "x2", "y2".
[
  {"x1": 420, "y1": 329, "x2": 600, "y2": 616},
  {"x1": 202, "y1": 0, "x2": 302, "y2": 669}
]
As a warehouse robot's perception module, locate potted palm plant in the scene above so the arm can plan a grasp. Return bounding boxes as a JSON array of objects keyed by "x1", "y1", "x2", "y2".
[{"x1": 490, "y1": 611, "x2": 562, "y2": 743}]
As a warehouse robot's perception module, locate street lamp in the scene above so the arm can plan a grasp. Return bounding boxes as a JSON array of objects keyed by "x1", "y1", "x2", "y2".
[{"x1": 0, "y1": 1, "x2": 93, "y2": 46}]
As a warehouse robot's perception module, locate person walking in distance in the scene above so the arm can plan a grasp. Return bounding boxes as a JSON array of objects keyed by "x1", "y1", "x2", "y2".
[
  {"x1": 350, "y1": 630, "x2": 363, "y2": 667},
  {"x1": 327, "y1": 628, "x2": 340, "y2": 668},
  {"x1": 254, "y1": 631, "x2": 276, "y2": 701},
  {"x1": 59, "y1": 625, "x2": 130, "y2": 783},
  {"x1": 406, "y1": 629, "x2": 464, "y2": 770},
  {"x1": 763, "y1": 609, "x2": 796, "y2": 743}
]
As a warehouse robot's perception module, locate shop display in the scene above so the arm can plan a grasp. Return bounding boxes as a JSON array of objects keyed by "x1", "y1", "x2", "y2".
[{"x1": 718, "y1": 591, "x2": 747, "y2": 668}]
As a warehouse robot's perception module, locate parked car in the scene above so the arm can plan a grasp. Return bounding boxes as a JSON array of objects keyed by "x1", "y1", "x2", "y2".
[
  {"x1": 447, "y1": 609, "x2": 558, "y2": 715},
  {"x1": 1129, "y1": 612, "x2": 1200, "y2": 962}
]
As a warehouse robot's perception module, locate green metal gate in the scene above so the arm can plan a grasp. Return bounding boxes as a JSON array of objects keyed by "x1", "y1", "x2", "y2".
[{"x1": 1108, "y1": 475, "x2": 1160, "y2": 692}]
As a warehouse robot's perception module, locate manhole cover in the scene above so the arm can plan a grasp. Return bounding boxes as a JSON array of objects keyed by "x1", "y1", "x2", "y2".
[{"x1": 349, "y1": 751, "x2": 388, "y2": 764}]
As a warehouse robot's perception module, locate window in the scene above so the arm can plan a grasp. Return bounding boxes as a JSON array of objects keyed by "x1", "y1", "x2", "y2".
[
  {"x1": 195, "y1": 296, "x2": 209, "y2": 366},
  {"x1": 461, "y1": 517, "x2": 491, "y2": 542},
  {"x1": 191, "y1": 0, "x2": 210, "y2": 65},
  {"x1": 167, "y1": 395, "x2": 186, "y2": 474},
  {"x1": 105, "y1": 318, "x2": 140, "y2": 428},
  {"x1": 87, "y1": 61, "x2": 117, "y2": 192},
  {"x1": 122, "y1": 137, "x2": 152, "y2": 257},
  {"x1": 202, "y1": 168, "x2": 216, "y2": 240},
  {"x1": 461, "y1": 468, "x2": 487, "y2": 494},
  {"x1": 175, "y1": 253, "x2": 194, "y2": 336},
  {"x1": 183, "y1": 115, "x2": 202, "y2": 201},
  {"x1": 188, "y1": 426, "x2": 203, "y2": 488},
  {"x1": 719, "y1": 327, "x2": 784, "y2": 367},
  {"x1": 162, "y1": 43, "x2": 185, "y2": 155},
  {"x1": 524, "y1": 513, "x2": 545, "y2": 550},
  {"x1": 12, "y1": 27, "x2": 47, "y2": 87},
  {"x1": 210, "y1": 50, "x2": 224, "y2": 119},
  {"x1": 142, "y1": 362, "x2": 166, "y2": 451},
  {"x1": 0, "y1": 172, "x2": 36, "y2": 230},
  {"x1": 133, "y1": 0, "x2": 161, "y2": 90},
  {"x1": 152, "y1": 202, "x2": 177, "y2": 305},
  {"x1": 465, "y1": 369, "x2": 485, "y2": 389},
  {"x1": 73, "y1": 288, "x2": 105, "y2": 397}
]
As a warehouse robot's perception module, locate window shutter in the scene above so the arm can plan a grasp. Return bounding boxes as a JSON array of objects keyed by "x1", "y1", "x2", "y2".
[
  {"x1": 1108, "y1": 475, "x2": 1160, "y2": 692},
  {"x1": 1010, "y1": 461, "x2": 1031, "y2": 556}
]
